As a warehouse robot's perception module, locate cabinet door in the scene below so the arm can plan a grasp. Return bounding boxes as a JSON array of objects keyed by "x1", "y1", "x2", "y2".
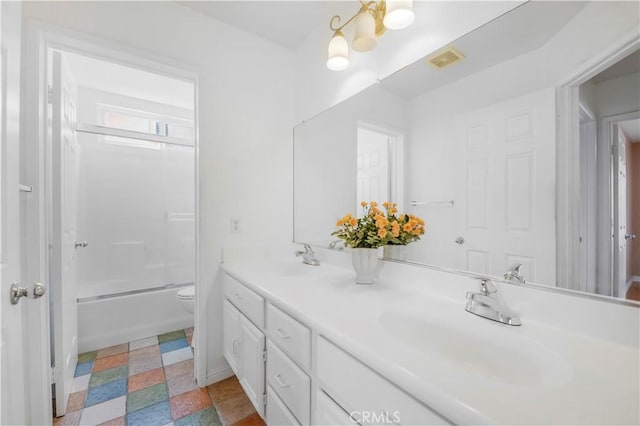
[
  {"x1": 223, "y1": 300, "x2": 242, "y2": 375},
  {"x1": 239, "y1": 316, "x2": 266, "y2": 417},
  {"x1": 316, "y1": 391, "x2": 355, "y2": 426}
]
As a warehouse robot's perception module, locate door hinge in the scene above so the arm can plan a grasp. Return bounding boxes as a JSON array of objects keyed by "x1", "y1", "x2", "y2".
[
  {"x1": 262, "y1": 392, "x2": 267, "y2": 406},
  {"x1": 50, "y1": 366, "x2": 57, "y2": 385},
  {"x1": 47, "y1": 85, "x2": 54, "y2": 104},
  {"x1": 262, "y1": 350, "x2": 267, "y2": 362}
]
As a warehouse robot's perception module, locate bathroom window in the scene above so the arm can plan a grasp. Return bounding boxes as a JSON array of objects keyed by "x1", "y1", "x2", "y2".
[{"x1": 99, "y1": 104, "x2": 194, "y2": 141}]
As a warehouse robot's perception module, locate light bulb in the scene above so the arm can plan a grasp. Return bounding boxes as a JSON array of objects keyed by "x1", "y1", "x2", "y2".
[
  {"x1": 384, "y1": 0, "x2": 415, "y2": 30},
  {"x1": 352, "y1": 10, "x2": 377, "y2": 52},
  {"x1": 327, "y1": 30, "x2": 349, "y2": 71}
]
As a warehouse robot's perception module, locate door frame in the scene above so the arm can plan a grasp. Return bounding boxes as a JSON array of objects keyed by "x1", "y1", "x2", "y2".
[
  {"x1": 604, "y1": 111, "x2": 640, "y2": 297},
  {"x1": 357, "y1": 121, "x2": 405, "y2": 211},
  {"x1": 22, "y1": 21, "x2": 205, "y2": 412},
  {"x1": 555, "y1": 30, "x2": 639, "y2": 291}
]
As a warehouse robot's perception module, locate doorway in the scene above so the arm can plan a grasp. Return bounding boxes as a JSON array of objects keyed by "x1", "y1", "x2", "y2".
[
  {"x1": 15, "y1": 21, "x2": 203, "y2": 421},
  {"x1": 356, "y1": 123, "x2": 404, "y2": 215},
  {"x1": 46, "y1": 48, "x2": 197, "y2": 417},
  {"x1": 575, "y1": 47, "x2": 640, "y2": 298},
  {"x1": 609, "y1": 115, "x2": 640, "y2": 299}
]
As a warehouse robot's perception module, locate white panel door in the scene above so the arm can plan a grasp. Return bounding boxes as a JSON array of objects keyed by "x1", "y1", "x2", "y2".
[
  {"x1": 223, "y1": 299, "x2": 241, "y2": 375},
  {"x1": 454, "y1": 88, "x2": 556, "y2": 284},
  {"x1": 1, "y1": 1, "x2": 28, "y2": 423},
  {"x1": 51, "y1": 51, "x2": 80, "y2": 416},
  {"x1": 357, "y1": 127, "x2": 389, "y2": 210},
  {"x1": 613, "y1": 125, "x2": 628, "y2": 297},
  {"x1": 239, "y1": 316, "x2": 265, "y2": 417}
]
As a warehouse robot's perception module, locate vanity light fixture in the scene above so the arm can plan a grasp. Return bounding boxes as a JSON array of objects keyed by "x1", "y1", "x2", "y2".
[{"x1": 327, "y1": 0, "x2": 415, "y2": 71}]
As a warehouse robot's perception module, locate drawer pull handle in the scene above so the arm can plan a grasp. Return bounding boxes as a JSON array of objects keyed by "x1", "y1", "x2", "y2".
[
  {"x1": 274, "y1": 373, "x2": 290, "y2": 388},
  {"x1": 275, "y1": 327, "x2": 291, "y2": 340}
]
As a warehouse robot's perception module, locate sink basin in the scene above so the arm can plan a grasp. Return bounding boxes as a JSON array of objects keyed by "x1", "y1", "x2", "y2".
[
  {"x1": 269, "y1": 261, "x2": 317, "y2": 277},
  {"x1": 379, "y1": 310, "x2": 572, "y2": 387}
]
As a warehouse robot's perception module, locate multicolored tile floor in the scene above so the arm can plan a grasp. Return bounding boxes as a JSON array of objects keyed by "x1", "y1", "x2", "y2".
[{"x1": 54, "y1": 328, "x2": 265, "y2": 426}]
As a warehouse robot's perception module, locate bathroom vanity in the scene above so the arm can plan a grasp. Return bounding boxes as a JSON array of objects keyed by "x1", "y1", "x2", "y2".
[{"x1": 221, "y1": 253, "x2": 639, "y2": 425}]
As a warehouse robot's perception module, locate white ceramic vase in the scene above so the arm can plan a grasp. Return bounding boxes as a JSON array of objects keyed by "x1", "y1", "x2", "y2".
[
  {"x1": 383, "y1": 245, "x2": 407, "y2": 261},
  {"x1": 351, "y1": 248, "x2": 379, "y2": 284}
]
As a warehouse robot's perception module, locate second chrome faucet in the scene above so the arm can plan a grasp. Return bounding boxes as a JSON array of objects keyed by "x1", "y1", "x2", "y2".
[
  {"x1": 295, "y1": 243, "x2": 320, "y2": 266},
  {"x1": 465, "y1": 278, "x2": 521, "y2": 326}
]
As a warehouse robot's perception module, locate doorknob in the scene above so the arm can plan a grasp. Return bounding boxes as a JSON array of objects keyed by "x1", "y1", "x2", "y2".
[
  {"x1": 10, "y1": 282, "x2": 47, "y2": 304},
  {"x1": 455, "y1": 236, "x2": 465, "y2": 245},
  {"x1": 625, "y1": 234, "x2": 636, "y2": 240},
  {"x1": 32, "y1": 282, "x2": 46, "y2": 299},
  {"x1": 10, "y1": 283, "x2": 28, "y2": 305},
  {"x1": 74, "y1": 240, "x2": 88, "y2": 249}
]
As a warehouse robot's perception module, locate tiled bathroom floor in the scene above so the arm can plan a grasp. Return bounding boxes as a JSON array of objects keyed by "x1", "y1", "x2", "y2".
[{"x1": 54, "y1": 328, "x2": 264, "y2": 426}]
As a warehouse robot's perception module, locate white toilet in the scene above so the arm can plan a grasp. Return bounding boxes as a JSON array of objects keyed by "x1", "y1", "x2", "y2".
[
  {"x1": 177, "y1": 285, "x2": 196, "y2": 347},
  {"x1": 177, "y1": 285, "x2": 195, "y2": 313}
]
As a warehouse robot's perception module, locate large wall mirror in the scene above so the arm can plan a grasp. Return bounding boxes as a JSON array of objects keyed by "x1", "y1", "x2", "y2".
[{"x1": 294, "y1": 1, "x2": 640, "y2": 302}]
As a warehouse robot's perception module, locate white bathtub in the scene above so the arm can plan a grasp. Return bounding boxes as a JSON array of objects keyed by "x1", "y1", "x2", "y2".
[{"x1": 77, "y1": 286, "x2": 193, "y2": 353}]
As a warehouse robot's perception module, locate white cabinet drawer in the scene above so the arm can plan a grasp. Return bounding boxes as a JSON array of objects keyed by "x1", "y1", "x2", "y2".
[
  {"x1": 316, "y1": 390, "x2": 356, "y2": 426},
  {"x1": 267, "y1": 385, "x2": 300, "y2": 426},
  {"x1": 267, "y1": 341, "x2": 310, "y2": 425},
  {"x1": 267, "y1": 303, "x2": 311, "y2": 370},
  {"x1": 318, "y1": 337, "x2": 450, "y2": 425},
  {"x1": 224, "y1": 274, "x2": 264, "y2": 328}
]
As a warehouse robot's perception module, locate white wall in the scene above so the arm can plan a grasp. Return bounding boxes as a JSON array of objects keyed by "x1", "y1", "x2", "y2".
[
  {"x1": 293, "y1": 1, "x2": 524, "y2": 124},
  {"x1": 22, "y1": 1, "x2": 294, "y2": 383}
]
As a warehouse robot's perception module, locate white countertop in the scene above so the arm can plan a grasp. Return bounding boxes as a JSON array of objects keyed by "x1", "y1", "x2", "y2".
[{"x1": 221, "y1": 256, "x2": 640, "y2": 425}]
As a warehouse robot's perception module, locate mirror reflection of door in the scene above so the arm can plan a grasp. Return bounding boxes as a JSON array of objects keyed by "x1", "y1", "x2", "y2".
[
  {"x1": 356, "y1": 125, "x2": 403, "y2": 216},
  {"x1": 578, "y1": 48, "x2": 640, "y2": 300},
  {"x1": 613, "y1": 120, "x2": 640, "y2": 300},
  {"x1": 578, "y1": 104, "x2": 597, "y2": 295}
]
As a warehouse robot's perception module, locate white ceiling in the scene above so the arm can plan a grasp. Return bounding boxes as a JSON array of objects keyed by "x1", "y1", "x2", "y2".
[
  {"x1": 179, "y1": 1, "x2": 439, "y2": 50},
  {"x1": 179, "y1": 1, "x2": 350, "y2": 49},
  {"x1": 64, "y1": 52, "x2": 195, "y2": 110},
  {"x1": 380, "y1": 1, "x2": 588, "y2": 99}
]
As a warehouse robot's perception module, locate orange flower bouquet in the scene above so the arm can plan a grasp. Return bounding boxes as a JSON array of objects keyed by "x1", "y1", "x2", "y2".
[{"x1": 332, "y1": 201, "x2": 425, "y2": 248}]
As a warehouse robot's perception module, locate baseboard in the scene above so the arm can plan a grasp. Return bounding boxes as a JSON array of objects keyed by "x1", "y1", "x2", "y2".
[
  {"x1": 206, "y1": 365, "x2": 234, "y2": 386},
  {"x1": 633, "y1": 275, "x2": 640, "y2": 283}
]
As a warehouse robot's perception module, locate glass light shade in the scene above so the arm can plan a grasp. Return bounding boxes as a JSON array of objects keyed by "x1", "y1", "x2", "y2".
[
  {"x1": 383, "y1": 0, "x2": 415, "y2": 30},
  {"x1": 352, "y1": 10, "x2": 377, "y2": 52},
  {"x1": 327, "y1": 30, "x2": 349, "y2": 71}
]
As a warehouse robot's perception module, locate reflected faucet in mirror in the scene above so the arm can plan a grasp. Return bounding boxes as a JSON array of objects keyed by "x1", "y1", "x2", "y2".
[
  {"x1": 328, "y1": 240, "x2": 345, "y2": 250},
  {"x1": 295, "y1": 243, "x2": 320, "y2": 266},
  {"x1": 504, "y1": 263, "x2": 525, "y2": 284}
]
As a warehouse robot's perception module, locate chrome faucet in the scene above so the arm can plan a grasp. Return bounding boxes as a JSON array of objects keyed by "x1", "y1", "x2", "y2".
[
  {"x1": 328, "y1": 240, "x2": 344, "y2": 250},
  {"x1": 504, "y1": 263, "x2": 525, "y2": 284},
  {"x1": 465, "y1": 278, "x2": 521, "y2": 326},
  {"x1": 295, "y1": 243, "x2": 320, "y2": 266}
]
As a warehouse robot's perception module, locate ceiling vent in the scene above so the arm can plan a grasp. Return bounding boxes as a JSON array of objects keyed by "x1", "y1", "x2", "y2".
[{"x1": 427, "y1": 47, "x2": 465, "y2": 69}]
